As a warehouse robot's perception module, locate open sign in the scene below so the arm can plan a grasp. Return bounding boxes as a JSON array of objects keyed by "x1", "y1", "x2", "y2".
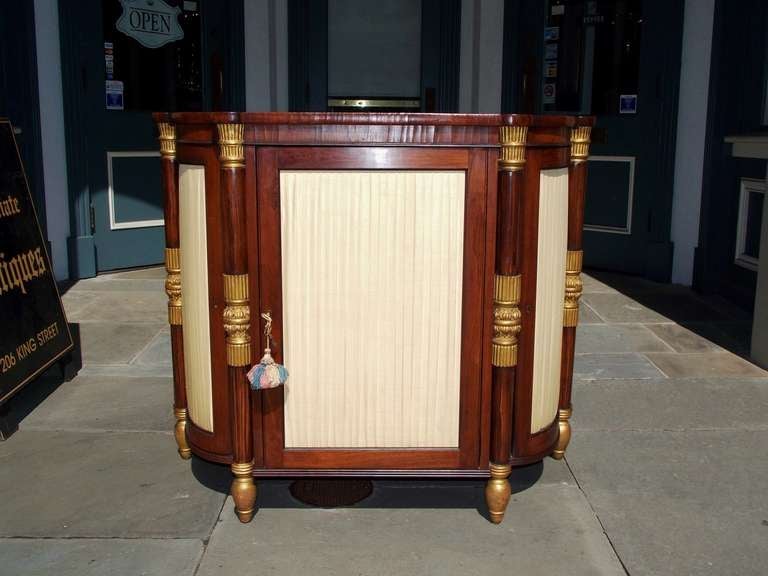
[{"x1": 116, "y1": 0, "x2": 184, "y2": 49}]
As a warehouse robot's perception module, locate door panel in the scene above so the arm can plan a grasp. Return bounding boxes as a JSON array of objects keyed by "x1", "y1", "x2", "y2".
[
  {"x1": 62, "y1": 0, "x2": 225, "y2": 273},
  {"x1": 583, "y1": 155, "x2": 635, "y2": 233},
  {"x1": 280, "y1": 170, "x2": 466, "y2": 449},
  {"x1": 530, "y1": 167, "x2": 568, "y2": 433},
  {"x1": 178, "y1": 164, "x2": 214, "y2": 433},
  {"x1": 518, "y1": 0, "x2": 683, "y2": 276},
  {"x1": 89, "y1": 0, "x2": 203, "y2": 271},
  {"x1": 108, "y1": 153, "x2": 164, "y2": 229},
  {"x1": 257, "y1": 147, "x2": 487, "y2": 469}
]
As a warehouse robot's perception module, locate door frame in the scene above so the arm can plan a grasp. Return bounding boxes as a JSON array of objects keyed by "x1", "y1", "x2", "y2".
[
  {"x1": 256, "y1": 146, "x2": 488, "y2": 471},
  {"x1": 694, "y1": 0, "x2": 768, "y2": 308},
  {"x1": 502, "y1": 0, "x2": 684, "y2": 280},
  {"x1": 58, "y1": 0, "x2": 245, "y2": 278}
]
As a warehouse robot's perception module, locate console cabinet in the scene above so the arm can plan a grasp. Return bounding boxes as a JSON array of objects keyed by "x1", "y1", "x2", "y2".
[{"x1": 154, "y1": 112, "x2": 593, "y2": 523}]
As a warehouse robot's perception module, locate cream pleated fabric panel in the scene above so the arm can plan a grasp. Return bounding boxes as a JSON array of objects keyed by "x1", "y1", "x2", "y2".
[
  {"x1": 280, "y1": 170, "x2": 465, "y2": 448},
  {"x1": 530, "y1": 167, "x2": 569, "y2": 433},
  {"x1": 179, "y1": 164, "x2": 214, "y2": 432}
]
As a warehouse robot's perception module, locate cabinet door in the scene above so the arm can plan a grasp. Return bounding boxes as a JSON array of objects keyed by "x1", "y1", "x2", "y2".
[{"x1": 254, "y1": 147, "x2": 488, "y2": 471}]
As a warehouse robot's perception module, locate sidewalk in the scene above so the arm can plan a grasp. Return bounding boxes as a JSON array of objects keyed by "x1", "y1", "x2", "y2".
[{"x1": 0, "y1": 267, "x2": 765, "y2": 575}]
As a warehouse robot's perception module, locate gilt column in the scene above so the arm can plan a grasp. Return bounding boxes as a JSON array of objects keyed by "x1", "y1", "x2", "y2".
[
  {"x1": 485, "y1": 124, "x2": 527, "y2": 524},
  {"x1": 218, "y1": 122, "x2": 256, "y2": 522},
  {"x1": 553, "y1": 123, "x2": 592, "y2": 459},
  {"x1": 158, "y1": 120, "x2": 190, "y2": 460}
]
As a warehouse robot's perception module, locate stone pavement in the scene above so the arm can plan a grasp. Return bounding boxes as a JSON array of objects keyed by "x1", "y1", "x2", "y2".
[{"x1": 0, "y1": 267, "x2": 766, "y2": 575}]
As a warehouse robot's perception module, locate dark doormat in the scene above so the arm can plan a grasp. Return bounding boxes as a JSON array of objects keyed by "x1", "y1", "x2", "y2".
[{"x1": 290, "y1": 479, "x2": 373, "y2": 507}]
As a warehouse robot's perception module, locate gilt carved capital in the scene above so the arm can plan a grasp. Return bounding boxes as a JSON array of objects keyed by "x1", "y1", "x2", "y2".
[
  {"x1": 498, "y1": 126, "x2": 528, "y2": 172},
  {"x1": 158, "y1": 122, "x2": 176, "y2": 159},
  {"x1": 570, "y1": 126, "x2": 592, "y2": 164},
  {"x1": 217, "y1": 123, "x2": 245, "y2": 168}
]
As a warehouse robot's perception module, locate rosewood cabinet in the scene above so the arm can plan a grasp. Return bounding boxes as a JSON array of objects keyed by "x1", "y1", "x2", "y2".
[{"x1": 154, "y1": 112, "x2": 593, "y2": 524}]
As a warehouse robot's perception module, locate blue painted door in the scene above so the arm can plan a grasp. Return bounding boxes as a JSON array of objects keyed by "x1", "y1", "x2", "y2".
[
  {"x1": 539, "y1": 0, "x2": 683, "y2": 279},
  {"x1": 84, "y1": 0, "x2": 204, "y2": 271}
]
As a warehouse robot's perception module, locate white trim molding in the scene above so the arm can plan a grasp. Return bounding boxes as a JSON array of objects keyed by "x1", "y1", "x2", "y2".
[
  {"x1": 671, "y1": 0, "x2": 716, "y2": 285},
  {"x1": 735, "y1": 177, "x2": 765, "y2": 271},
  {"x1": 583, "y1": 155, "x2": 635, "y2": 235},
  {"x1": 106, "y1": 151, "x2": 164, "y2": 230},
  {"x1": 244, "y1": 0, "x2": 288, "y2": 111},
  {"x1": 459, "y1": 0, "x2": 504, "y2": 113},
  {"x1": 34, "y1": 0, "x2": 70, "y2": 280}
]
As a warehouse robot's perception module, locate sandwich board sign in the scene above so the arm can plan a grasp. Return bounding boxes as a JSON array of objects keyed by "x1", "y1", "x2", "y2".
[{"x1": 0, "y1": 120, "x2": 73, "y2": 406}]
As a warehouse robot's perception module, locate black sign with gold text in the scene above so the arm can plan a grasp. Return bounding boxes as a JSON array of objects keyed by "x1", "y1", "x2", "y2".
[{"x1": 0, "y1": 120, "x2": 73, "y2": 404}]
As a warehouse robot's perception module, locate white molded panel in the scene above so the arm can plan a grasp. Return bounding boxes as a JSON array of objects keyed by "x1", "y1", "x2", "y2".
[
  {"x1": 179, "y1": 164, "x2": 214, "y2": 432},
  {"x1": 531, "y1": 168, "x2": 569, "y2": 433},
  {"x1": 280, "y1": 170, "x2": 465, "y2": 448}
]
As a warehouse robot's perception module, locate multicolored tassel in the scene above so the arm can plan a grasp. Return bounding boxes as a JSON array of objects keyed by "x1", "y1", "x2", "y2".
[{"x1": 247, "y1": 312, "x2": 288, "y2": 390}]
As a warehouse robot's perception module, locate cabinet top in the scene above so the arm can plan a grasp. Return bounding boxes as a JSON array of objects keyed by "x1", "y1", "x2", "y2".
[
  {"x1": 155, "y1": 111, "x2": 593, "y2": 128},
  {"x1": 154, "y1": 112, "x2": 594, "y2": 148}
]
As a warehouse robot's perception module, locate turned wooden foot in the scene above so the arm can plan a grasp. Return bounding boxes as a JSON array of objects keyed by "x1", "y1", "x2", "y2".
[
  {"x1": 485, "y1": 463, "x2": 511, "y2": 524},
  {"x1": 173, "y1": 408, "x2": 192, "y2": 460},
  {"x1": 551, "y1": 407, "x2": 572, "y2": 460},
  {"x1": 231, "y1": 462, "x2": 257, "y2": 523}
]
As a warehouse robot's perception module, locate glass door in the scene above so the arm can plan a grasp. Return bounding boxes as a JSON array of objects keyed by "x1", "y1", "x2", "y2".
[
  {"x1": 89, "y1": 0, "x2": 203, "y2": 271},
  {"x1": 538, "y1": 0, "x2": 683, "y2": 277}
]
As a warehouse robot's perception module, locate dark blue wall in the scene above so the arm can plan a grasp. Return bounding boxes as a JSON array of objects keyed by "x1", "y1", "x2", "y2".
[{"x1": 696, "y1": 0, "x2": 768, "y2": 308}]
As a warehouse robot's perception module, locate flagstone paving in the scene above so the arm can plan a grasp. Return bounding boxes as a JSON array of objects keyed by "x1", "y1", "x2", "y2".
[{"x1": 0, "y1": 267, "x2": 766, "y2": 575}]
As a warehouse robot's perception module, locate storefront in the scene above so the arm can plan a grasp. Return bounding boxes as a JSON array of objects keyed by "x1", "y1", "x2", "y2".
[
  {"x1": 58, "y1": 0, "x2": 244, "y2": 276},
  {"x1": 2, "y1": 0, "x2": 766, "y2": 322},
  {"x1": 503, "y1": 0, "x2": 684, "y2": 280}
]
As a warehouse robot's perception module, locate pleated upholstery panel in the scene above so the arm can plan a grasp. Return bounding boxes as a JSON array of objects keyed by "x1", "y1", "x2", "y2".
[
  {"x1": 530, "y1": 168, "x2": 569, "y2": 433},
  {"x1": 178, "y1": 165, "x2": 214, "y2": 432},
  {"x1": 280, "y1": 170, "x2": 466, "y2": 448}
]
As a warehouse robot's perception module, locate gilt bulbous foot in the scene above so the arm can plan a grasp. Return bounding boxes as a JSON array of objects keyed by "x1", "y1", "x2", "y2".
[
  {"x1": 173, "y1": 408, "x2": 192, "y2": 460},
  {"x1": 231, "y1": 462, "x2": 257, "y2": 523},
  {"x1": 551, "y1": 407, "x2": 573, "y2": 460},
  {"x1": 485, "y1": 463, "x2": 512, "y2": 524}
]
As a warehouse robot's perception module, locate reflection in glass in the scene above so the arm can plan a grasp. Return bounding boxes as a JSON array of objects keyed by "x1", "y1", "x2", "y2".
[
  {"x1": 545, "y1": 0, "x2": 642, "y2": 114},
  {"x1": 102, "y1": 0, "x2": 202, "y2": 111}
]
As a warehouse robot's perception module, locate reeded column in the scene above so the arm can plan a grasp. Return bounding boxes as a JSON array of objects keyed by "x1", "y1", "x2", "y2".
[
  {"x1": 218, "y1": 122, "x2": 256, "y2": 522},
  {"x1": 158, "y1": 120, "x2": 191, "y2": 460},
  {"x1": 553, "y1": 123, "x2": 591, "y2": 460},
  {"x1": 485, "y1": 124, "x2": 527, "y2": 524}
]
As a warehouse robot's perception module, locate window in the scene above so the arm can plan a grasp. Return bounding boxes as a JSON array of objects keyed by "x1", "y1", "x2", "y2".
[
  {"x1": 545, "y1": 0, "x2": 642, "y2": 114},
  {"x1": 102, "y1": 0, "x2": 202, "y2": 112},
  {"x1": 735, "y1": 178, "x2": 765, "y2": 271}
]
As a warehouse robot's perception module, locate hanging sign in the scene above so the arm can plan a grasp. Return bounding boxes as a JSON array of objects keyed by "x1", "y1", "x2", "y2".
[
  {"x1": 0, "y1": 120, "x2": 73, "y2": 405},
  {"x1": 116, "y1": 0, "x2": 184, "y2": 49}
]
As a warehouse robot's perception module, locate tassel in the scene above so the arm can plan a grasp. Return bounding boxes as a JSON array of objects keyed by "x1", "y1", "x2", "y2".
[{"x1": 247, "y1": 312, "x2": 288, "y2": 390}]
